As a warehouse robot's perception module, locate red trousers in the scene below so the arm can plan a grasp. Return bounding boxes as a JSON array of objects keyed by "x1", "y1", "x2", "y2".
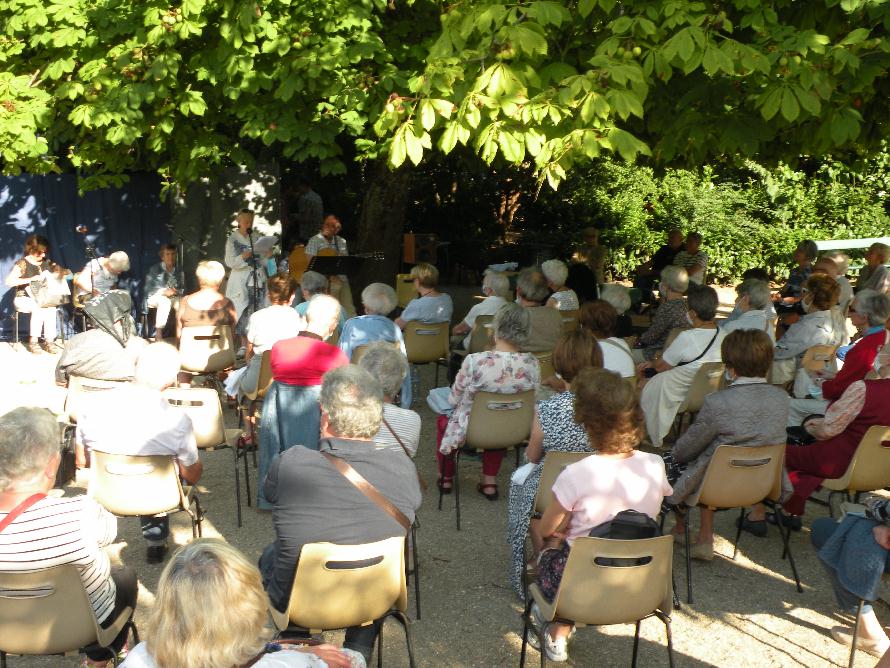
[{"x1": 435, "y1": 414, "x2": 506, "y2": 478}]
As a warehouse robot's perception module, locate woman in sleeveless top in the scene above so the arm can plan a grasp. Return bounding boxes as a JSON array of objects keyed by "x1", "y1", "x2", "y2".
[{"x1": 177, "y1": 261, "x2": 237, "y2": 337}]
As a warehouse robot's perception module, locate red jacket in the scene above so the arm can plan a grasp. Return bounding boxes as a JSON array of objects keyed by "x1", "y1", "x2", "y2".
[{"x1": 822, "y1": 330, "x2": 884, "y2": 401}]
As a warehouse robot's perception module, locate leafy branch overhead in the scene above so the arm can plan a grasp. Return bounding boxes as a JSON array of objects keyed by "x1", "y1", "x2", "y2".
[{"x1": 376, "y1": 0, "x2": 890, "y2": 187}]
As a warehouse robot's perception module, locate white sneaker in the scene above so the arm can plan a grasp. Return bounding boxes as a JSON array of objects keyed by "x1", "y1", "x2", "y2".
[{"x1": 526, "y1": 604, "x2": 570, "y2": 662}]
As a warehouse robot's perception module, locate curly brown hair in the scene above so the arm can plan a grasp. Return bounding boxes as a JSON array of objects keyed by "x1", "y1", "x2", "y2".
[
  {"x1": 23, "y1": 234, "x2": 49, "y2": 257},
  {"x1": 572, "y1": 367, "x2": 643, "y2": 454},
  {"x1": 803, "y1": 273, "x2": 840, "y2": 311}
]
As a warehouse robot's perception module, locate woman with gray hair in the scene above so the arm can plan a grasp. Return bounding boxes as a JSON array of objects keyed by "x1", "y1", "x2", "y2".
[
  {"x1": 631, "y1": 264, "x2": 690, "y2": 363},
  {"x1": 451, "y1": 270, "x2": 510, "y2": 349},
  {"x1": 338, "y1": 283, "x2": 412, "y2": 407},
  {"x1": 722, "y1": 278, "x2": 774, "y2": 340},
  {"x1": 434, "y1": 303, "x2": 541, "y2": 500},
  {"x1": 293, "y1": 271, "x2": 345, "y2": 339},
  {"x1": 542, "y1": 259, "x2": 579, "y2": 311},
  {"x1": 0, "y1": 406, "x2": 137, "y2": 668},
  {"x1": 358, "y1": 341, "x2": 421, "y2": 458}
]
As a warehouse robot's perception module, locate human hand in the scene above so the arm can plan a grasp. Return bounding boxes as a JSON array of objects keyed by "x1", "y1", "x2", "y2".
[
  {"x1": 297, "y1": 644, "x2": 353, "y2": 668},
  {"x1": 241, "y1": 249, "x2": 252, "y2": 260},
  {"x1": 164, "y1": 288, "x2": 176, "y2": 297},
  {"x1": 873, "y1": 525, "x2": 890, "y2": 550}
]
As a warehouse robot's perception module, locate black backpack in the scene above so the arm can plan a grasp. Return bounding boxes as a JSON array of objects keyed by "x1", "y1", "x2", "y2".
[{"x1": 587, "y1": 509, "x2": 661, "y2": 566}]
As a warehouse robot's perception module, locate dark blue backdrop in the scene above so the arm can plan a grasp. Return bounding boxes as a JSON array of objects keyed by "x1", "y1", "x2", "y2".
[{"x1": 0, "y1": 173, "x2": 173, "y2": 340}]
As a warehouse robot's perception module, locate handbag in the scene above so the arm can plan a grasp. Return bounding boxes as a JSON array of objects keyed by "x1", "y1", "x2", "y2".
[{"x1": 587, "y1": 509, "x2": 661, "y2": 566}]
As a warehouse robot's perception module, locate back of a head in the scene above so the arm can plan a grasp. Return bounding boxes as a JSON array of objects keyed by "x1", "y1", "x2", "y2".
[
  {"x1": 516, "y1": 267, "x2": 549, "y2": 303},
  {"x1": 572, "y1": 368, "x2": 642, "y2": 454},
  {"x1": 553, "y1": 330, "x2": 603, "y2": 383},
  {"x1": 825, "y1": 252, "x2": 850, "y2": 275},
  {"x1": 804, "y1": 273, "x2": 840, "y2": 311},
  {"x1": 107, "y1": 250, "x2": 131, "y2": 273},
  {"x1": 146, "y1": 538, "x2": 270, "y2": 668},
  {"x1": 319, "y1": 365, "x2": 384, "y2": 439},
  {"x1": 195, "y1": 260, "x2": 225, "y2": 289},
  {"x1": 687, "y1": 284, "x2": 719, "y2": 321},
  {"x1": 361, "y1": 282, "x2": 398, "y2": 316},
  {"x1": 266, "y1": 273, "x2": 296, "y2": 304},
  {"x1": 721, "y1": 329, "x2": 774, "y2": 378},
  {"x1": 797, "y1": 240, "x2": 818, "y2": 262},
  {"x1": 483, "y1": 270, "x2": 511, "y2": 300},
  {"x1": 410, "y1": 262, "x2": 439, "y2": 289},
  {"x1": 306, "y1": 294, "x2": 341, "y2": 331},
  {"x1": 660, "y1": 265, "x2": 689, "y2": 294},
  {"x1": 0, "y1": 407, "x2": 60, "y2": 493},
  {"x1": 871, "y1": 242, "x2": 890, "y2": 263},
  {"x1": 854, "y1": 289, "x2": 890, "y2": 326},
  {"x1": 813, "y1": 256, "x2": 838, "y2": 278},
  {"x1": 300, "y1": 271, "x2": 328, "y2": 296},
  {"x1": 541, "y1": 259, "x2": 569, "y2": 288},
  {"x1": 357, "y1": 341, "x2": 408, "y2": 398},
  {"x1": 493, "y1": 302, "x2": 531, "y2": 347},
  {"x1": 741, "y1": 267, "x2": 770, "y2": 282},
  {"x1": 736, "y1": 279, "x2": 770, "y2": 311},
  {"x1": 135, "y1": 342, "x2": 181, "y2": 390},
  {"x1": 598, "y1": 284, "x2": 631, "y2": 315},
  {"x1": 579, "y1": 300, "x2": 618, "y2": 338}
]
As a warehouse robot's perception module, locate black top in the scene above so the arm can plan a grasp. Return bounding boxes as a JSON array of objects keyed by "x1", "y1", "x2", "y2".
[
  {"x1": 651, "y1": 244, "x2": 680, "y2": 273},
  {"x1": 264, "y1": 437, "x2": 422, "y2": 612},
  {"x1": 14, "y1": 257, "x2": 51, "y2": 297}
]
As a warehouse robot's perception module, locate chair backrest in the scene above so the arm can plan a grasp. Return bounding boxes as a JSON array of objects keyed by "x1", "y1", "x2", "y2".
[
  {"x1": 64, "y1": 376, "x2": 128, "y2": 423},
  {"x1": 467, "y1": 315, "x2": 495, "y2": 354},
  {"x1": 689, "y1": 443, "x2": 785, "y2": 509},
  {"x1": 282, "y1": 537, "x2": 406, "y2": 631},
  {"x1": 561, "y1": 310, "x2": 580, "y2": 334},
  {"x1": 677, "y1": 362, "x2": 725, "y2": 414},
  {"x1": 351, "y1": 340, "x2": 401, "y2": 365},
  {"x1": 88, "y1": 451, "x2": 183, "y2": 517},
  {"x1": 162, "y1": 387, "x2": 226, "y2": 449},
  {"x1": 465, "y1": 390, "x2": 535, "y2": 450},
  {"x1": 403, "y1": 321, "x2": 449, "y2": 363},
  {"x1": 0, "y1": 565, "x2": 101, "y2": 656},
  {"x1": 179, "y1": 324, "x2": 235, "y2": 374},
  {"x1": 395, "y1": 274, "x2": 415, "y2": 308},
  {"x1": 801, "y1": 344, "x2": 837, "y2": 372},
  {"x1": 549, "y1": 535, "x2": 673, "y2": 626},
  {"x1": 534, "y1": 351, "x2": 555, "y2": 381},
  {"x1": 534, "y1": 451, "x2": 591, "y2": 515},
  {"x1": 836, "y1": 425, "x2": 890, "y2": 492},
  {"x1": 249, "y1": 350, "x2": 274, "y2": 401}
]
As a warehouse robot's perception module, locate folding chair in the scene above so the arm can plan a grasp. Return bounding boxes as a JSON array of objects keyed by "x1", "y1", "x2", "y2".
[
  {"x1": 0, "y1": 564, "x2": 138, "y2": 667},
  {"x1": 179, "y1": 324, "x2": 236, "y2": 395},
  {"x1": 403, "y1": 321, "x2": 449, "y2": 390},
  {"x1": 64, "y1": 376, "x2": 129, "y2": 424},
  {"x1": 238, "y1": 350, "x2": 274, "y2": 462},
  {"x1": 467, "y1": 314, "x2": 495, "y2": 354},
  {"x1": 534, "y1": 352, "x2": 555, "y2": 383},
  {"x1": 520, "y1": 535, "x2": 675, "y2": 668},
  {"x1": 269, "y1": 537, "x2": 415, "y2": 668},
  {"x1": 674, "y1": 443, "x2": 801, "y2": 604},
  {"x1": 395, "y1": 273, "x2": 415, "y2": 309},
  {"x1": 163, "y1": 387, "x2": 249, "y2": 527},
  {"x1": 673, "y1": 362, "x2": 725, "y2": 435},
  {"x1": 440, "y1": 390, "x2": 535, "y2": 530},
  {"x1": 560, "y1": 310, "x2": 580, "y2": 334},
  {"x1": 352, "y1": 340, "x2": 402, "y2": 364},
  {"x1": 88, "y1": 451, "x2": 203, "y2": 539},
  {"x1": 800, "y1": 344, "x2": 837, "y2": 373},
  {"x1": 821, "y1": 425, "x2": 890, "y2": 514}
]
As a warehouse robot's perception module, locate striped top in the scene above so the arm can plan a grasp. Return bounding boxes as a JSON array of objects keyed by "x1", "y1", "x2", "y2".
[{"x1": 0, "y1": 495, "x2": 118, "y2": 622}]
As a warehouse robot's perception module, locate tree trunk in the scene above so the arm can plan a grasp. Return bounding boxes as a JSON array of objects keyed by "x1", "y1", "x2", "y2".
[{"x1": 353, "y1": 160, "x2": 412, "y2": 296}]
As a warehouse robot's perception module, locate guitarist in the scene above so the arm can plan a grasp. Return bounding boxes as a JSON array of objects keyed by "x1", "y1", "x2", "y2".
[{"x1": 305, "y1": 214, "x2": 356, "y2": 317}]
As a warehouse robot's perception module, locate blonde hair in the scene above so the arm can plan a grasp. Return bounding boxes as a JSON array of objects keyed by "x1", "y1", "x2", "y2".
[
  {"x1": 107, "y1": 251, "x2": 130, "y2": 273},
  {"x1": 195, "y1": 260, "x2": 225, "y2": 288},
  {"x1": 145, "y1": 539, "x2": 273, "y2": 668},
  {"x1": 410, "y1": 262, "x2": 439, "y2": 289}
]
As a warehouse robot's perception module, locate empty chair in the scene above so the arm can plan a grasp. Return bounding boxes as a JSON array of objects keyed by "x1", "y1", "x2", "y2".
[
  {"x1": 403, "y1": 321, "x2": 450, "y2": 387},
  {"x1": 822, "y1": 425, "x2": 890, "y2": 512},
  {"x1": 519, "y1": 535, "x2": 674, "y2": 668},
  {"x1": 89, "y1": 451, "x2": 204, "y2": 539},
  {"x1": 270, "y1": 537, "x2": 416, "y2": 668}
]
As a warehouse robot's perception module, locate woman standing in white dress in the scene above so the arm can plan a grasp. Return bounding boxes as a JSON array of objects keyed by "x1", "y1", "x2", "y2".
[{"x1": 224, "y1": 209, "x2": 265, "y2": 324}]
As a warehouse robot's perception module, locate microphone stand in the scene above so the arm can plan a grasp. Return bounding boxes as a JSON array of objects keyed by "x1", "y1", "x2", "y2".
[{"x1": 247, "y1": 228, "x2": 262, "y2": 322}]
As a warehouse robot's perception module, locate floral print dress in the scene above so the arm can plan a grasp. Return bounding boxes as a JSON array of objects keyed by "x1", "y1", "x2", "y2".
[
  {"x1": 505, "y1": 391, "x2": 592, "y2": 598},
  {"x1": 438, "y1": 350, "x2": 540, "y2": 455}
]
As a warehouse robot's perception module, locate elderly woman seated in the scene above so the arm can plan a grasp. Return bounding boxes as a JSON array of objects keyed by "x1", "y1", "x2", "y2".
[
  {"x1": 598, "y1": 283, "x2": 634, "y2": 338},
  {"x1": 639, "y1": 285, "x2": 726, "y2": 449},
  {"x1": 771, "y1": 273, "x2": 843, "y2": 385},
  {"x1": 631, "y1": 265, "x2": 690, "y2": 363},
  {"x1": 579, "y1": 300, "x2": 635, "y2": 378},
  {"x1": 506, "y1": 331, "x2": 601, "y2": 598},
  {"x1": 177, "y1": 260, "x2": 238, "y2": 337},
  {"x1": 662, "y1": 330, "x2": 789, "y2": 560},
  {"x1": 721, "y1": 278, "x2": 774, "y2": 339},
  {"x1": 121, "y1": 539, "x2": 358, "y2": 668},
  {"x1": 358, "y1": 341, "x2": 421, "y2": 458},
  {"x1": 293, "y1": 270, "x2": 346, "y2": 338},
  {"x1": 541, "y1": 259, "x2": 579, "y2": 311},
  {"x1": 529, "y1": 368, "x2": 672, "y2": 662},
  {"x1": 339, "y1": 282, "x2": 411, "y2": 406},
  {"x1": 395, "y1": 262, "x2": 453, "y2": 329},
  {"x1": 434, "y1": 303, "x2": 540, "y2": 500},
  {"x1": 856, "y1": 242, "x2": 890, "y2": 294},
  {"x1": 0, "y1": 407, "x2": 137, "y2": 668}
]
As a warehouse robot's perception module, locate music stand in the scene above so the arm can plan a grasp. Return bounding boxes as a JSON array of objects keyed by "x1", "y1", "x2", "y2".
[{"x1": 307, "y1": 255, "x2": 366, "y2": 278}]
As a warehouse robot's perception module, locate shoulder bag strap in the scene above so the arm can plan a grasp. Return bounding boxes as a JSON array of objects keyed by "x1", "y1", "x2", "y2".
[
  {"x1": 675, "y1": 329, "x2": 720, "y2": 367},
  {"x1": 0, "y1": 493, "x2": 47, "y2": 534},
  {"x1": 382, "y1": 416, "x2": 427, "y2": 491},
  {"x1": 321, "y1": 452, "x2": 411, "y2": 532}
]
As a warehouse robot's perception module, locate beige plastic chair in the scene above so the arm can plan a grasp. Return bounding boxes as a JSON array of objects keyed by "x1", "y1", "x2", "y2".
[
  {"x1": 520, "y1": 535, "x2": 674, "y2": 668},
  {"x1": 800, "y1": 344, "x2": 837, "y2": 372},
  {"x1": 269, "y1": 537, "x2": 415, "y2": 668},
  {"x1": 64, "y1": 376, "x2": 128, "y2": 424},
  {"x1": 239, "y1": 350, "x2": 273, "y2": 467},
  {"x1": 442, "y1": 390, "x2": 535, "y2": 530},
  {"x1": 163, "y1": 387, "x2": 249, "y2": 527},
  {"x1": 395, "y1": 273, "x2": 415, "y2": 309},
  {"x1": 822, "y1": 425, "x2": 890, "y2": 509},
  {"x1": 533, "y1": 451, "x2": 591, "y2": 516},
  {"x1": 467, "y1": 314, "x2": 495, "y2": 354},
  {"x1": 88, "y1": 451, "x2": 203, "y2": 539},
  {"x1": 534, "y1": 352, "x2": 555, "y2": 383},
  {"x1": 0, "y1": 564, "x2": 137, "y2": 665},
  {"x1": 674, "y1": 362, "x2": 725, "y2": 434},
  {"x1": 675, "y1": 443, "x2": 801, "y2": 603},
  {"x1": 179, "y1": 324, "x2": 236, "y2": 376},
  {"x1": 560, "y1": 309, "x2": 580, "y2": 334},
  {"x1": 403, "y1": 321, "x2": 449, "y2": 388},
  {"x1": 351, "y1": 340, "x2": 402, "y2": 364}
]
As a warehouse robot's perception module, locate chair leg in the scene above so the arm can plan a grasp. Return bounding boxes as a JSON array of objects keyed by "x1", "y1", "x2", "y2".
[
  {"x1": 454, "y1": 451, "x2": 461, "y2": 531},
  {"x1": 850, "y1": 599, "x2": 865, "y2": 668},
  {"x1": 243, "y1": 445, "x2": 252, "y2": 507},
  {"x1": 828, "y1": 490, "x2": 838, "y2": 518},
  {"x1": 732, "y1": 507, "x2": 745, "y2": 561},
  {"x1": 773, "y1": 506, "x2": 803, "y2": 593},
  {"x1": 2, "y1": 650, "x2": 7, "y2": 668},
  {"x1": 655, "y1": 610, "x2": 675, "y2": 668},
  {"x1": 193, "y1": 495, "x2": 203, "y2": 538},
  {"x1": 376, "y1": 615, "x2": 384, "y2": 668},
  {"x1": 437, "y1": 454, "x2": 444, "y2": 512},
  {"x1": 129, "y1": 619, "x2": 141, "y2": 645},
  {"x1": 411, "y1": 522, "x2": 421, "y2": 620},
  {"x1": 632, "y1": 619, "x2": 641, "y2": 668},
  {"x1": 684, "y1": 509, "x2": 693, "y2": 604},
  {"x1": 233, "y1": 447, "x2": 243, "y2": 528},
  {"x1": 388, "y1": 610, "x2": 417, "y2": 668},
  {"x1": 519, "y1": 598, "x2": 532, "y2": 668}
]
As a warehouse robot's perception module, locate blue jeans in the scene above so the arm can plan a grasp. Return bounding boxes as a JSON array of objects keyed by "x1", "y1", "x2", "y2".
[{"x1": 811, "y1": 517, "x2": 890, "y2": 614}]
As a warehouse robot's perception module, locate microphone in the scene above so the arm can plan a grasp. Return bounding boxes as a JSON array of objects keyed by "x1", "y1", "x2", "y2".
[{"x1": 76, "y1": 225, "x2": 88, "y2": 235}]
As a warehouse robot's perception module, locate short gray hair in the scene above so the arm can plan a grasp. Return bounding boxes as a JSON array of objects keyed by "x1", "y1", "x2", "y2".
[
  {"x1": 482, "y1": 270, "x2": 510, "y2": 300},
  {"x1": 687, "y1": 284, "x2": 719, "y2": 321},
  {"x1": 319, "y1": 366, "x2": 383, "y2": 439},
  {"x1": 541, "y1": 259, "x2": 568, "y2": 287},
  {"x1": 306, "y1": 294, "x2": 341, "y2": 331},
  {"x1": 300, "y1": 271, "x2": 328, "y2": 296},
  {"x1": 853, "y1": 289, "x2": 890, "y2": 327},
  {"x1": 107, "y1": 251, "x2": 130, "y2": 273},
  {"x1": 599, "y1": 284, "x2": 631, "y2": 315},
  {"x1": 736, "y1": 279, "x2": 770, "y2": 311},
  {"x1": 136, "y1": 342, "x2": 180, "y2": 390},
  {"x1": 493, "y1": 302, "x2": 530, "y2": 346},
  {"x1": 361, "y1": 283, "x2": 397, "y2": 316},
  {"x1": 516, "y1": 267, "x2": 549, "y2": 303},
  {"x1": 357, "y1": 342, "x2": 408, "y2": 399},
  {"x1": 0, "y1": 407, "x2": 60, "y2": 491},
  {"x1": 660, "y1": 265, "x2": 689, "y2": 293}
]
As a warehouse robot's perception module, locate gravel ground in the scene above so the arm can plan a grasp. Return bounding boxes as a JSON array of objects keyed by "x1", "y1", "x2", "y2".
[{"x1": 2, "y1": 284, "x2": 884, "y2": 668}]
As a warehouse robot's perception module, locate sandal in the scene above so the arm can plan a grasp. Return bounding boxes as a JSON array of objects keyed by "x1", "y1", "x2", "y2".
[
  {"x1": 477, "y1": 482, "x2": 499, "y2": 501},
  {"x1": 437, "y1": 477, "x2": 453, "y2": 494},
  {"x1": 767, "y1": 511, "x2": 802, "y2": 531}
]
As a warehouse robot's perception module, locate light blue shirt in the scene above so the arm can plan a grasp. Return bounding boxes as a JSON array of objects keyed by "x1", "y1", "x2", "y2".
[
  {"x1": 401, "y1": 293, "x2": 453, "y2": 324},
  {"x1": 338, "y1": 314, "x2": 412, "y2": 408}
]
